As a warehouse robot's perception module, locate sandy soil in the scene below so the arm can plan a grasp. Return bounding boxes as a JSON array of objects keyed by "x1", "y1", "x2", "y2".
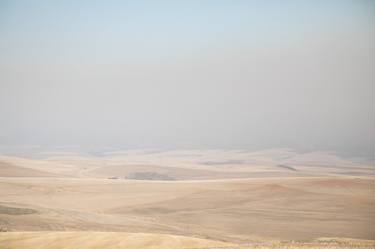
[
  {"x1": 0, "y1": 231, "x2": 235, "y2": 249},
  {"x1": 1, "y1": 232, "x2": 374, "y2": 249}
]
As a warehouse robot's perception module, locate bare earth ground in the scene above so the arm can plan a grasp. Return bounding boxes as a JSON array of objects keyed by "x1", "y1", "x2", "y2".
[{"x1": 0, "y1": 149, "x2": 374, "y2": 248}]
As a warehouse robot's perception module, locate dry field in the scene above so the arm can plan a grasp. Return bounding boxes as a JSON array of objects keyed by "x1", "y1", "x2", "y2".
[
  {"x1": 1, "y1": 233, "x2": 375, "y2": 249},
  {"x1": 0, "y1": 149, "x2": 374, "y2": 248}
]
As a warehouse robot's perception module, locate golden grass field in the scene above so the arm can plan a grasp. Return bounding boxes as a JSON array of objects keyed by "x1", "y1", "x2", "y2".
[{"x1": 0, "y1": 149, "x2": 374, "y2": 248}]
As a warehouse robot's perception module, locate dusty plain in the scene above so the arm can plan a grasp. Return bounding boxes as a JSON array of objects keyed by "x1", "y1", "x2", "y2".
[{"x1": 0, "y1": 149, "x2": 375, "y2": 248}]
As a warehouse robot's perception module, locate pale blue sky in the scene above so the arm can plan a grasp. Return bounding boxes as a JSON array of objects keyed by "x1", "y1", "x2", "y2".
[
  {"x1": 1, "y1": 1, "x2": 373, "y2": 60},
  {"x1": 0, "y1": 1, "x2": 374, "y2": 156}
]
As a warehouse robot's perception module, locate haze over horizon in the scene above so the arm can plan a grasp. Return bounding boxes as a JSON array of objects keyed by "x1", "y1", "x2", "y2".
[{"x1": 1, "y1": 1, "x2": 375, "y2": 157}]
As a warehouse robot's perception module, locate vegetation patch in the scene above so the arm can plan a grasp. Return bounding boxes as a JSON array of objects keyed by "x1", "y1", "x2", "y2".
[
  {"x1": 0, "y1": 205, "x2": 37, "y2": 215},
  {"x1": 125, "y1": 172, "x2": 175, "y2": 181}
]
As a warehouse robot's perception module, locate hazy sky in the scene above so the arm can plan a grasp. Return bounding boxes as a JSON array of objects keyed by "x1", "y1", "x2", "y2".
[{"x1": 0, "y1": 1, "x2": 374, "y2": 156}]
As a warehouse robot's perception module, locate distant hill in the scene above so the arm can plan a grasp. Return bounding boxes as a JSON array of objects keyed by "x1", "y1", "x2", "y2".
[{"x1": 0, "y1": 161, "x2": 58, "y2": 177}]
